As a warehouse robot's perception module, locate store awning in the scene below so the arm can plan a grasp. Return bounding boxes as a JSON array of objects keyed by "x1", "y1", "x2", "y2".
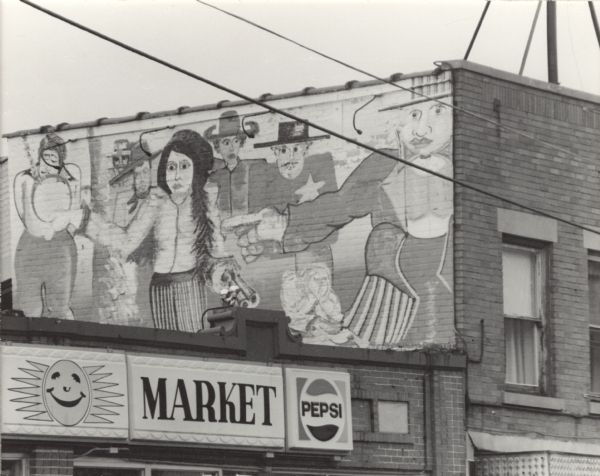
[{"x1": 469, "y1": 430, "x2": 600, "y2": 456}]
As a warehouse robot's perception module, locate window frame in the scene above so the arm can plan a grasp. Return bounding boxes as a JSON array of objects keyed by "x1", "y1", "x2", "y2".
[
  {"x1": 588, "y1": 253, "x2": 600, "y2": 397},
  {"x1": 1, "y1": 453, "x2": 29, "y2": 476},
  {"x1": 502, "y1": 238, "x2": 550, "y2": 391},
  {"x1": 376, "y1": 400, "x2": 409, "y2": 434},
  {"x1": 74, "y1": 458, "x2": 222, "y2": 476}
]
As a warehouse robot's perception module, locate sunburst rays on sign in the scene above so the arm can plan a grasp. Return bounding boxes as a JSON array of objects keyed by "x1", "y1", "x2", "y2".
[{"x1": 9, "y1": 359, "x2": 124, "y2": 427}]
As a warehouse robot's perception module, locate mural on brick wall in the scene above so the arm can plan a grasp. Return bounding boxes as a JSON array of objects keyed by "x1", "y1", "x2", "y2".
[{"x1": 8, "y1": 72, "x2": 454, "y2": 349}]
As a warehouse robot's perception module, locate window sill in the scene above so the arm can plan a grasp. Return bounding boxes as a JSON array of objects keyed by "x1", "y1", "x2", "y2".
[
  {"x1": 353, "y1": 431, "x2": 413, "y2": 444},
  {"x1": 584, "y1": 394, "x2": 600, "y2": 415},
  {"x1": 503, "y1": 391, "x2": 565, "y2": 411},
  {"x1": 589, "y1": 401, "x2": 600, "y2": 415},
  {"x1": 504, "y1": 382, "x2": 541, "y2": 395}
]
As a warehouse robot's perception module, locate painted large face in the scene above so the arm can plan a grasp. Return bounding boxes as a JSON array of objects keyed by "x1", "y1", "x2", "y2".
[
  {"x1": 398, "y1": 102, "x2": 452, "y2": 157},
  {"x1": 133, "y1": 160, "x2": 151, "y2": 197},
  {"x1": 272, "y1": 142, "x2": 310, "y2": 180},
  {"x1": 217, "y1": 136, "x2": 242, "y2": 169},
  {"x1": 42, "y1": 360, "x2": 91, "y2": 426},
  {"x1": 166, "y1": 151, "x2": 194, "y2": 197}
]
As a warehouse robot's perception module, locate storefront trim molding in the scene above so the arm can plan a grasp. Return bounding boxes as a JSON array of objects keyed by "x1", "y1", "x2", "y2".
[
  {"x1": 0, "y1": 311, "x2": 467, "y2": 371},
  {"x1": 469, "y1": 430, "x2": 600, "y2": 456}
]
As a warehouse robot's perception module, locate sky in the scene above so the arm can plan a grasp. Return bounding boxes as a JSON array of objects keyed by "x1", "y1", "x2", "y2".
[{"x1": 1, "y1": 0, "x2": 599, "y2": 149}]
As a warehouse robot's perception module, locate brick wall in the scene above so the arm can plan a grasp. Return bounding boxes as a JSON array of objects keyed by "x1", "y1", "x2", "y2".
[
  {"x1": 1, "y1": 313, "x2": 467, "y2": 475},
  {"x1": 453, "y1": 66, "x2": 600, "y2": 443},
  {"x1": 272, "y1": 358, "x2": 465, "y2": 474},
  {"x1": 3, "y1": 70, "x2": 455, "y2": 351}
]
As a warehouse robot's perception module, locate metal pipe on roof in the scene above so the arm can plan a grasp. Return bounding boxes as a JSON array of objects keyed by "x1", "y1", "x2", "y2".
[{"x1": 547, "y1": 0, "x2": 559, "y2": 84}]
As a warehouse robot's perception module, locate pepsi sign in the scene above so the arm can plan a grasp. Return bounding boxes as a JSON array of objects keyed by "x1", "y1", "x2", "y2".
[{"x1": 285, "y1": 368, "x2": 352, "y2": 451}]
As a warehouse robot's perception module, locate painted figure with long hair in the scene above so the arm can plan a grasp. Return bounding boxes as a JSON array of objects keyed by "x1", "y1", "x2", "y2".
[
  {"x1": 13, "y1": 133, "x2": 81, "y2": 319},
  {"x1": 80, "y1": 129, "x2": 238, "y2": 331}
]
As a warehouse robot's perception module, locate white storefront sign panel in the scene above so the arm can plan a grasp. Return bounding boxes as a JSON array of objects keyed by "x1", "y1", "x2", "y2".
[
  {"x1": 128, "y1": 354, "x2": 285, "y2": 448},
  {"x1": 285, "y1": 368, "x2": 353, "y2": 452},
  {"x1": 1, "y1": 344, "x2": 128, "y2": 439}
]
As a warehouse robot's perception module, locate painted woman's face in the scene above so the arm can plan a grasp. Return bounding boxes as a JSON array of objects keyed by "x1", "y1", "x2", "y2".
[{"x1": 166, "y1": 151, "x2": 194, "y2": 196}]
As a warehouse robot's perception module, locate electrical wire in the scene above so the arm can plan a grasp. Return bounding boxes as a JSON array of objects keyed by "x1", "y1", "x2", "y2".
[
  {"x1": 19, "y1": 0, "x2": 600, "y2": 238},
  {"x1": 195, "y1": 0, "x2": 589, "y2": 161}
]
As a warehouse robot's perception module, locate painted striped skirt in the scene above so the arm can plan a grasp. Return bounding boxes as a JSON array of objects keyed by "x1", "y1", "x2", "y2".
[
  {"x1": 342, "y1": 274, "x2": 416, "y2": 347},
  {"x1": 149, "y1": 269, "x2": 207, "y2": 332}
]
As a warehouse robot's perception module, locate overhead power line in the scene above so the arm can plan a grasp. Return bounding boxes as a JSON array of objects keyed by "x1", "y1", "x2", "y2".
[
  {"x1": 19, "y1": 0, "x2": 600, "y2": 237},
  {"x1": 195, "y1": 0, "x2": 585, "y2": 161}
]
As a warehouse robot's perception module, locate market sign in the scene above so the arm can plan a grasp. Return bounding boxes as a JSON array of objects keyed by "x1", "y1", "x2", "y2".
[
  {"x1": 285, "y1": 368, "x2": 353, "y2": 452},
  {"x1": 128, "y1": 354, "x2": 285, "y2": 448},
  {"x1": 1, "y1": 344, "x2": 128, "y2": 439}
]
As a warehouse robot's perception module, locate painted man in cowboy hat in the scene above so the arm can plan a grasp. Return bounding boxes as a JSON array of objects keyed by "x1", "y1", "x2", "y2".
[
  {"x1": 249, "y1": 120, "x2": 341, "y2": 330},
  {"x1": 223, "y1": 90, "x2": 454, "y2": 349},
  {"x1": 252, "y1": 120, "x2": 337, "y2": 213},
  {"x1": 204, "y1": 110, "x2": 261, "y2": 220},
  {"x1": 94, "y1": 138, "x2": 156, "y2": 326},
  {"x1": 108, "y1": 139, "x2": 155, "y2": 228}
]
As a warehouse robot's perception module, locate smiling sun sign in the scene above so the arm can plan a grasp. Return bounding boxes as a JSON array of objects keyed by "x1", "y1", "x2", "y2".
[
  {"x1": 9, "y1": 359, "x2": 123, "y2": 427},
  {"x1": 42, "y1": 360, "x2": 92, "y2": 426}
]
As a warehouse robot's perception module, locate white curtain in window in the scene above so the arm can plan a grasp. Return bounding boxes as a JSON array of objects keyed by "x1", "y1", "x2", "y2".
[
  {"x1": 503, "y1": 248, "x2": 536, "y2": 318},
  {"x1": 506, "y1": 318, "x2": 538, "y2": 385}
]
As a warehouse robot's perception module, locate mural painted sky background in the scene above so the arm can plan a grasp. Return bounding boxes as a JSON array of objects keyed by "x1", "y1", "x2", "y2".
[{"x1": 1, "y1": 0, "x2": 599, "y2": 147}]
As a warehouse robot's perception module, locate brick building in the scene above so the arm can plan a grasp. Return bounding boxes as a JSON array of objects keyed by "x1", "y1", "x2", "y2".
[
  {"x1": 1, "y1": 310, "x2": 465, "y2": 476},
  {"x1": 449, "y1": 62, "x2": 600, "y2": 474},
  {"x1": 1, "y1": 61, "x2": 599, "y2": 475}
]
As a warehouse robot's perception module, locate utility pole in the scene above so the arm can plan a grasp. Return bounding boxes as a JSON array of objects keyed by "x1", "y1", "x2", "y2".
[{"x1": 547, "y1": 0, "x2": 559, "y2": 84}]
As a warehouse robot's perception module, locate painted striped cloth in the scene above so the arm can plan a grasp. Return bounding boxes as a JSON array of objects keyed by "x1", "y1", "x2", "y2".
[
  {"x1": 342, "y1": 275, "x2": 415, "y2": 347},
  {"x1": 149, "y1": 269, "x2": 207, "y2": 332}
]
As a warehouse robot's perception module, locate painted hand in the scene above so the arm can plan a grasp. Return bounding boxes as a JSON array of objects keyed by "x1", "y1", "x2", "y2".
[
  {"x1": 43, "y1": 224, "x2": 54, "y2": 241},
  {"x1": 221, "y1": 207, "x2": 288, "y2": 263}
]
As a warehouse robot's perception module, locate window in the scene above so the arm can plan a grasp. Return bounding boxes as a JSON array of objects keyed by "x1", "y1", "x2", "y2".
[
  {"x1": 1, "y1": 455, "x2": 27, "y2": 476},
  {"x1": 503, "y1": 243, "x2": 546, "y2": 387},
  {"x1": 589, "y1": 256, "x2": 600, "y2": 394},
  {"x1": 74, "y1": 469, "x2": 141, "y2": 476},
  {"x1": 74, "y1": 460, "x2": 220, "y2": 476},
  {"x1": 377, "y1": 401, "x2": 409, "y2": 434}
]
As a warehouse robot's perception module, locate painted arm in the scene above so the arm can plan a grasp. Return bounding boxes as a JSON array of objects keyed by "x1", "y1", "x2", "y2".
[
  {"x1": 84, "y1": 191, "x2": 161, "y2": 258},
  {"x1": 205, "y1": 181, "x2": 230, "y2": 260},
  {"x1": 283, "y1": 150, "x2": 398, "y2": 252},
  {"x1": 220, "y1": 150, "x2": 398, "y2": 260},
  {"x1": 14, "y1": 172, "x2": 53, "y2": 239},
  {"x1": 65, "y1": 163, "x2": 82, "y2": 209}
]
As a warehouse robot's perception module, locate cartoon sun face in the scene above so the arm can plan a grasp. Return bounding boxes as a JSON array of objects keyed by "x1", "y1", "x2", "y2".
[
  {"x1": 42, "y1": 360, "x2": 92, "y2": 426},
  {"x1": 10, "y1": 358, "x2": 124, "y2": 428}
]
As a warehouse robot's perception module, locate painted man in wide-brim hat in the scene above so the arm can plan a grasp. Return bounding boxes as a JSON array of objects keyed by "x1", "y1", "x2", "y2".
[
  {"x1": 223, "y1": 79, "x2": 454, "y2": 349},
  {"x1": 252, "y1": 121, "x2": 336, "y2": 213},
  {"x1": 204, "y1": 110, "x2": 258, "y2": 172},
  {"x1": 94, "y1": 138, "x2": 157, "y2": 326},
  {"x1": 254, "y1": 120, "x2": 330, "y2": 181},
  {"x1": 249, "y1": 120, "x2": 341, "y2": 326},
  {"x1": 108, "y1": 139, "x2": 156, "y2": 228},
  {"x1": 204, "y1": 110, "x2": 262, "y2": 223}
]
